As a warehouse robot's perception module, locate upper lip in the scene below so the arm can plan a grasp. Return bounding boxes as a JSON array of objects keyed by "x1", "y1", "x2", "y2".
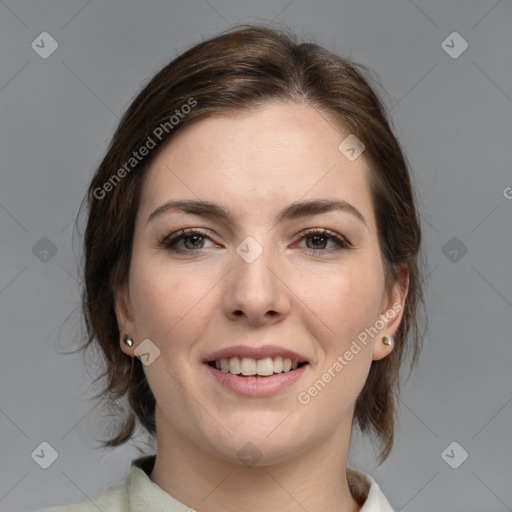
[{"x1": 203, "y1": 345, "x2": 309, "y2": 363}]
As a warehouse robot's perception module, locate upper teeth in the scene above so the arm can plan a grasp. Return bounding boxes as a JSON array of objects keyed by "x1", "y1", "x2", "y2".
[{"x1": 214, "y1": 356, "x2": 299, "y2": 376}]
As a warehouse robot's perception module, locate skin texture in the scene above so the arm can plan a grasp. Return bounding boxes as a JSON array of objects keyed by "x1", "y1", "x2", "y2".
[{"x1": 115, "y1": 103, "x2": 408, "y2": 512}]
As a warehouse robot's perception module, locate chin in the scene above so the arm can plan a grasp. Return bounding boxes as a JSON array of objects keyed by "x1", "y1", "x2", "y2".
[{"x1": 200, "y1": 423, "x2": 312, "y2": 468}]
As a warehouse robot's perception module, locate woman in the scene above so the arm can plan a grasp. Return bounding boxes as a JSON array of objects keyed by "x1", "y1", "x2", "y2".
[{"x1": 44, "y1": 24, "x2": 424, "y2": 512}]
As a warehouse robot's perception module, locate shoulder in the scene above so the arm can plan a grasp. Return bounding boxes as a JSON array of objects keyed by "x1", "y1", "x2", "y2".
[
  {"x1": 39, "y1": 481, "x2": 128, "y2": 512},
  {"x1": 39, "y1": 455, "x2": 159, "y2": 512},
  {"x1": 347, "y1": 467, "x2": 395, "y2": 512}
]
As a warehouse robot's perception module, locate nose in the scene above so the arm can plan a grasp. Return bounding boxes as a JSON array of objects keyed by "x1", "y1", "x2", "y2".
[{"x1": 222, "y1": 239, "x2": 291, "y2": 326}]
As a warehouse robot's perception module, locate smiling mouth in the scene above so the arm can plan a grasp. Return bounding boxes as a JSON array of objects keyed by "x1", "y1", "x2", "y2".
[{"x1": 207, "y1": 356, "x2": 309, "y2": 377}]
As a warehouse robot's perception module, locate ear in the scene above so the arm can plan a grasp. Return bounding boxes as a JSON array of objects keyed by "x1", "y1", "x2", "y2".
[
  {"x1": 114, "y1": 281, "x2": 137, "y2": 356},
  {"x1": 372, "y1": 263, "x2": 409, "y2": 361}
]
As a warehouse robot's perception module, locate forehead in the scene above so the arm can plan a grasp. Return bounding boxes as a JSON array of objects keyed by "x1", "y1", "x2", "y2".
[{"x1": 138, "y1": 103, "x2": 376, "y2": 229}]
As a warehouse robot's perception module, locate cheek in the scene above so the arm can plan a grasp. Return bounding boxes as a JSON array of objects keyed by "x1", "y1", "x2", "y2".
[
  {"x1": 128, "y1": 252, "x2": 212, "y2": 345},
  {"x1": 300, "y1": 271, "x2": 381, "y2": 413},
  {"x1": 313, "y1": 258, "x2": 385, "y2": 342}
]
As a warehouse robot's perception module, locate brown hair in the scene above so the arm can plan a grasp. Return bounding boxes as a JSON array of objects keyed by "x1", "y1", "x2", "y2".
[{"x1": 76, "y1": 23, "x2": 424, "y2": 463}]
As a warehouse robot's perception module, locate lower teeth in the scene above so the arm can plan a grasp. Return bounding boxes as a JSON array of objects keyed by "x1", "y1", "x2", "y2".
[
  {"x1": 220, "y1": 368, "x2": 299, "y2": 377},
  {"x1": 239, "y1": 373, "x2": 275, "y2": 377}
]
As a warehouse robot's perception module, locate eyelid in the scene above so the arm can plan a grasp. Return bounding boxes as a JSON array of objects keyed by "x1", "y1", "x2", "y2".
[
  {"x1": 159, "y1": 227, "x2": 216, "y2": 249},
  {"x1": 295, "y1": 227, "x2": 351, "y2": 246},
  {"x1": 294, "y1": 227, "x2": 352, "y2": 252}
]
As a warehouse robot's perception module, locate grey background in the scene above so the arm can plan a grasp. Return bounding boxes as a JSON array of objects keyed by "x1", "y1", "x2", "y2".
[{"x1": 1, "y1": 0, "x2": 511, "y2": 511}]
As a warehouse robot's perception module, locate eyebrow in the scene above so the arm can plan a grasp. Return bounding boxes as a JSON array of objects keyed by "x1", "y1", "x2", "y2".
[{"x1": 146, "y1": 198, "x2": 368, "y2": 228}]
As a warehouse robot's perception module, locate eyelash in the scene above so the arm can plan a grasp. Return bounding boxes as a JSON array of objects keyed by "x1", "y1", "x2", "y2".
[{"x1": 159, "y1": 228, "x2": 351, "y2": 255}]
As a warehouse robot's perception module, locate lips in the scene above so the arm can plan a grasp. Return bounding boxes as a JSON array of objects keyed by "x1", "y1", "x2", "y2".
[
  {"x1": 204, "y1": 344, "x2": 308, "y2": 363},
  {"x1": 203, "y1": 345, "x2": 309, "y2": 379},
  {"x1": 205, "y1": 359, "x2": 309, "y2": 397}
]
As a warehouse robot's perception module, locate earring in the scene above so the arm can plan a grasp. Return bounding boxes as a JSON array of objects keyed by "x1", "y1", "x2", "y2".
[
  {"x1": 123, "y1": 334, "x2": 134, "y2": 347},
  {"x1": 382, "y1": 336, "x2": 393, "y2": 346}
]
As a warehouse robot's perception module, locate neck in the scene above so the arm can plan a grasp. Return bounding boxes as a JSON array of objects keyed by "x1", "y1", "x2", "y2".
[{"x1": 149, "y1": 410, "x2": 362, "y2": 512}]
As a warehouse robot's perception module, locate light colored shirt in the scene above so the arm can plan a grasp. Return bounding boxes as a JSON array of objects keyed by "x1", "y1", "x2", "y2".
[{"x1": 42, "y1": 455, "x2": 395, "y2": 511}]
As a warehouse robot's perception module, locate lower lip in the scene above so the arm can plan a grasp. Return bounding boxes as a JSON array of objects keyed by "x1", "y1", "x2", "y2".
[{"x1": 205, "y1": 364, "x2": 308, "y2": 397}]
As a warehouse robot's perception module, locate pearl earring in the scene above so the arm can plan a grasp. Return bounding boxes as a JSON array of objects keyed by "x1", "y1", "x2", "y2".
[
  {"x1": 382, "y1": 336, "x2": 393, "y2": 346},
  {"x1": 123, "y1": 334, "x2": 134, "y2": 347}
]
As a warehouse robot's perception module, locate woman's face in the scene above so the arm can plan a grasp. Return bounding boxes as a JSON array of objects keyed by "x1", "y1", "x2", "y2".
[{"x1": 116, "y1": 102, "x2": 406, "y2": 465}]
